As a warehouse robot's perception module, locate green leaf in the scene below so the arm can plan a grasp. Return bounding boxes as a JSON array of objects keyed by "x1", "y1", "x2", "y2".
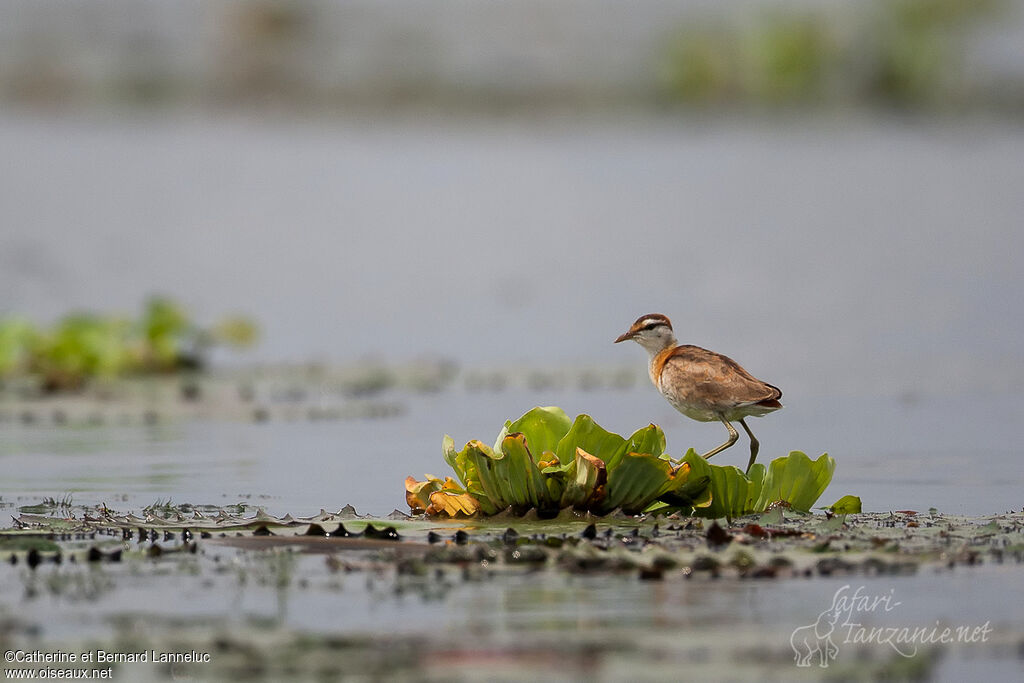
[
  {"x1": 679, "y1": 450, "x2": 767, "y2": 520},
  {"x1": 745, "y1": 463, "x2": 767, "y2": 512},
  {"x1": 613, "y1": 423, "x2": 666, "y2": 470},
  {"x1": 755, "y1": 452, "x2": 835, "y2": 513},
  {"x1": 682, "y1": 450, "x2": 745, "y2": 519},
  {"x1": 494, "y1": 442, "x2": 529, "y2": 508},
  {"x1": 708, "y1": 465, "x2": 753, "y2": 520},
  {"x1": 494, "y1": 406, "x2": 572, "y2": 458},
  {"x1": 655, "y1": 449, "x2": 714, "y2": 511},
  {"x1": 602, "y1": 453, "x2": 667, "y2": 513},
  {"x1": 442, "y1": 436, "x2": 496, "y2": 514},
  {"x1": 463, "y1": 440, "x2": 514, "y2": 511},
  {"x1": 602, "y1": 453, "x2": 697, "y2": 514},
  {"x1": 443, "y1": 435, "x2": 476, "y2": 489},
  {"x1": 442, "y1": 435, "x2": 458, "y2": 471},
  {"x1": 427, "y1": 409, "x2": 844, "y2": 520},
  {"x1": 657, "y1": 474, "x2": 713, "y2": 510},
  {"x1": 501, "y1": 434, "x2": 555, "y2": 511},
  {"x1": 559, "y1": 448, "x2": 607, "y2": 509},
  {"x1": 554, "y1": 414, "x2": 627, "y2": 466},
  {"x1": 827, "y1": 494, "x2": 862, "y2": 514}
]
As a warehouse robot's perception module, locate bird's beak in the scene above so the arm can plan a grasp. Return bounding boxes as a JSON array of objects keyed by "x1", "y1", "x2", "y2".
[{"x1": 614, "y1": 330, "x2": 634, "y2": 344}]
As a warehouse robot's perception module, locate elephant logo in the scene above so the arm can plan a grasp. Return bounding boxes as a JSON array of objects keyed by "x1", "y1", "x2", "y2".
[{"x1": 790, "y1": 600, "x2": 843, "y2": 667}]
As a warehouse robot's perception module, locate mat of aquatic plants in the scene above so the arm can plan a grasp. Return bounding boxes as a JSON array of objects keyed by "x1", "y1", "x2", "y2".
[
  {"x1": 6, "y1": 503, "x2": 1022, "y2": 577},
  {"x1": 2, "y1": 503, "x2": 1023, "y2": 681}
]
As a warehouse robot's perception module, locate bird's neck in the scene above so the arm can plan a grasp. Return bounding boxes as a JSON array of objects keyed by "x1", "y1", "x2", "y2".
[
  {"x1": 638, "y1": 333, "x2": 676, "y2": 363},
  {"x1": 644, "y1": 338, "x2": 675, "y2": 388}
]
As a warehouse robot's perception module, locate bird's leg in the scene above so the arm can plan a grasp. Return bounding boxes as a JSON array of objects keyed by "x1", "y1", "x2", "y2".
[
  {"x1": 739, "y1": 418, "x2": 759, "y2": 473},
  {"x1": 702, "y1": 418, "x2": 738, "y2": 460}
]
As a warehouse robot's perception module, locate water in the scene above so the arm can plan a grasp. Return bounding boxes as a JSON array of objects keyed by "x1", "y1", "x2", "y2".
[
  {"x1": 0, "y1": 385, "x2": 1020, "y2": 517},
  {"x1": 1, "y1": 110, "x2": 1023, "y2": 680},
  {"x1": 3, "y1": 538, "x2": 1020, "y2": 681},
  {"x1": 2, "y1": 111, "x2": 1023, "y2": 397},
  {"x1": 1, "y1": 109, "x2": 1022, "y2": 513}
]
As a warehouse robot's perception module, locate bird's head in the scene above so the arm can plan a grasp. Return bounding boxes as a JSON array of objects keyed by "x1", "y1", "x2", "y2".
[{"x1": 614, "y1": 313, "x2": 676, "y2": 354}]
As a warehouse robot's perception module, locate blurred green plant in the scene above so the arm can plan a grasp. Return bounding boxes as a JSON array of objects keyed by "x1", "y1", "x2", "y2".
[
  {"x1": 865, "y1": 0, "x2": 1001, "y2": 105},
  {"x1": 407, "y1": 406, "x2": 840, "y2": 519},
  {"x1": 747, "y1": 15, "x2": 831, "y2": 103},
  {"x1": 0, "y1": 318, "x2": 39, "y2": 377},
  {"x1": 0, "y1": 296, "x2": 258, "y2": 392},
  {"x1": 661, "y1": 15, "x2": 831, "y2": 106},
  {"x1": 659, "y1": 0, "x2": 1002, "y2": 108},
  {"x1": 660, "y1": 24, "x2": 740, "y2": 105},
  {"x1": 30, "y1": 314, "x2": 132, "y2": 390},
  {"x1": 139, "y1": 297, "x2": 192, "y2": 371}
]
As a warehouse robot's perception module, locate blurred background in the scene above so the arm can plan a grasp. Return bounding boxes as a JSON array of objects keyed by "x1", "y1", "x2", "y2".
[
  {"x1": 3, "y1": 5, "x2": 1024, "y2": 678},
  {"x1": 1, "y1": 0, "x2": 1023, "y2": 515}
]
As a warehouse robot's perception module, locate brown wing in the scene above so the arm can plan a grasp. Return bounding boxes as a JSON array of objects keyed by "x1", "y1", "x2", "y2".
[{"x1": 655, "y1": 345, "x2": 781, "y2": 410}]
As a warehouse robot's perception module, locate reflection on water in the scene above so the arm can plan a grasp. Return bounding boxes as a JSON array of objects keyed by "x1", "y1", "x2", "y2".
[{"x1": 4, "y1": 545, "x2": 1020, "y2": 681}]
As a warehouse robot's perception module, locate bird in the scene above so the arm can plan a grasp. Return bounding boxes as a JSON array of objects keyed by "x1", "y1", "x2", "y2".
[{"x1": 614, "y1": 313, "x2": 782, "y2": 473}]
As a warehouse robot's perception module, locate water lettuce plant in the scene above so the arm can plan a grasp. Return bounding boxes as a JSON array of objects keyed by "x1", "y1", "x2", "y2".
[
  {"x1": 407, "y1": 407, "x2": 710, "y2": 517},
  {"x1": 669, "y1": 449, "x2": 836, "y2": 519},
  {"x1": 407, "y1": 407, "x2": 840, "y2": 519}
]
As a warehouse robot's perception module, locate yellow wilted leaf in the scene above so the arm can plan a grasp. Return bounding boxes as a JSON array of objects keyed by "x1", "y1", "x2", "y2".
[
  {"x1": 426, "y1": 490, "x2": 481, "y2": 517},
  {"x1": 440, "y1": 477, "x2": 463, "y2": 491},
  {"x1": 670, "y1": 461, "x2": 690, "y2": 479},
  {"x1": 405, "y1": 476, "x2": 442, "y2": 514}
]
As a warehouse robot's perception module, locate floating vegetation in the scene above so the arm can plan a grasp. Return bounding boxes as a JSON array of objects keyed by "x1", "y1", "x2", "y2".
[
  {"x1": 0, "y1": 296, "x2": 258, "y2": 392},
  {"x1": 826, "y1": 494, "x2": 864, "y2": 515},
  {"x1": 17, "y1": 494, "x2": 75, "y2": 515},
  {"x1": 1, "y1": 502, "x2": 1021, "y2": 681},
  {"x1": 407, "y1": 407, "x2": 709, "y2": 517},
  {"x1": 407, "y1": 406, "x2": 842, "y2": 519},
  {"x1": 671, "y1": 449, "x2": 840, "y2": 520},
  {"x1": 4, "y1": 503, "x2": 1023, "y2": 578},
  {"x1": 659, "y1": 0, "x2": 1005, "y2": 109}
]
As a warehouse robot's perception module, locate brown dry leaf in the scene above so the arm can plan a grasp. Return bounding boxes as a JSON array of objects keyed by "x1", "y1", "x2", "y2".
[
  {"x1": 405, "y1": 476, "x2": 442, "y2": 514},
  {"x1": 426, "y1": 490, "x2": 481, "y2": 517}
]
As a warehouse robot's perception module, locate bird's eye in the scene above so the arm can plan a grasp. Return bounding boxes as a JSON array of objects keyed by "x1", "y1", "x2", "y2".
[{"x1": 641, "y1": 322, "x2": 662, "y2": 331}]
